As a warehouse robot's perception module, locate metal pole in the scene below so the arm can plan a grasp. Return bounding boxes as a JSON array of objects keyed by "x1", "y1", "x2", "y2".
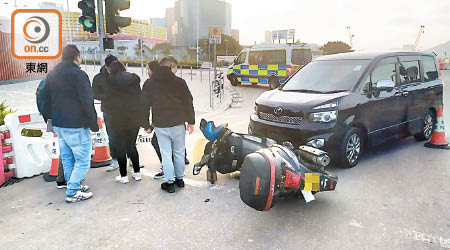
[
  {"x1": 66, "y1": 0, "x2": 72, "y2": 43},
  {"x1": 200, "y1": 68, "x2": 202, "y2": 82},
  {"x1": 140, "y1": 37, "x2": 144, "y2": 77},
  {"x1": 196, "y1": 0, "x2": 199, "y2": 66},
  {"x1": 97, "y1": 0, "x2": 105, "y2": 66},
  {"x1": 214, "y1": 42, "x2": 217, "y2": 82},
  {"x1": 190, "y1": 66, "x2": 193, "y2": 81}
]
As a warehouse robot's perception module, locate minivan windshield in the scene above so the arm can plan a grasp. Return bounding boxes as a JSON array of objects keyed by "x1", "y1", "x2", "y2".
[{"x1": 282, "y1": 60, "x2": 370, "y2": 93}]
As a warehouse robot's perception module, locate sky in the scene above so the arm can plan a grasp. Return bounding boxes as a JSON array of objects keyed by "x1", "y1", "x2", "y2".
[{"x1": 1, "y1": 0, "x2": 449, "y2": 51}]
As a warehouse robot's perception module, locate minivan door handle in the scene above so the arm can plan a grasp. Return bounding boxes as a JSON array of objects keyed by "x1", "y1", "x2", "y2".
[
  {"x1": 402, "y1": 91, "x2": 409, "y2": 96},
  {"x1": 394, "y1": 91, "x2": 402, "y2": 97}
]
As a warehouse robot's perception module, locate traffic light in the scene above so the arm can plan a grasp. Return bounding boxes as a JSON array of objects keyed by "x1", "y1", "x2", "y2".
[
  {"x1": 78, "y1": 0, "x2": 96, "y2": 33},
  {"x1": 105, "y1": 0, "x2": 132, "y2": 35}
]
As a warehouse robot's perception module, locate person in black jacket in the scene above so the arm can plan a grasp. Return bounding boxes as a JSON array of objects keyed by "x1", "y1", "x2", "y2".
[
  {"x1": 141, "y1": 56, "x2": 195, "y2": 193},
  {"x1": 44, "y1": 45, "x2": 98, "y2": 202},
  {"x1": 92, "y1": 54, "x2": 119, "y2": 172},
  {"x1": 145, "y1": 61, "x2": 190, "y2": 180},
  {"x1": 105, "y1": 61, "x2": 149, "y2": 184}
]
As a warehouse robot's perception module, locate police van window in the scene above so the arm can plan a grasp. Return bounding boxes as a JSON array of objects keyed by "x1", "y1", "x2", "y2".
[
  {"x1": 292, "y1": 49, "x2": 312, "y2": 65},
  {"x1": 371, "y1": 62, "x2": 397, "y2": 87},
  {"x1": 236, "y1": 52, "x2": 247, "y2": 64},
  {"x1": 398, "y1": 60, "x2": 420, "y2": 84},
  {"x1": 422, "y1": 56, "x2": 438, "y2": 82},
  {"x1": 249, "y1": 51, "x2": 264, "y2": 65},
  {"x1": 262, "y1": 50, "x2": 286, "y2": 65}
]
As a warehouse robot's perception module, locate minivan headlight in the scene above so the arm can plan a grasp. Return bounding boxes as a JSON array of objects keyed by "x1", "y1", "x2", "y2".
[
  {"x1": 313, "y1": 102, "x2": 338, "y2": 110},
  {"x1": 310, "y1": 111, "x2": 337, "y2": 123}
]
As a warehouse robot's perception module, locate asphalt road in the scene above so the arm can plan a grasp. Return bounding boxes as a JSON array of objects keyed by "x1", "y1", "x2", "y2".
[{"x1": 0, "y1": 72, "x2": 449, "y2": 250}]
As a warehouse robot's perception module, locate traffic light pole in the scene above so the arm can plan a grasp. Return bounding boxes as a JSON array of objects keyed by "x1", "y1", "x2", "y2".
[{"x1": 97, "y1": 0, "x2": 105, "y2": 66}]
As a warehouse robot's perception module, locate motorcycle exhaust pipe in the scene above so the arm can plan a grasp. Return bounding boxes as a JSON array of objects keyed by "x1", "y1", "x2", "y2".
[{"x1": 297, "y1": 145, "x2": 330, "y2": 167}]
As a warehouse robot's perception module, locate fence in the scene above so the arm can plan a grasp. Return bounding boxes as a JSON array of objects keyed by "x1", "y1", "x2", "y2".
[{"x1": 0, "y1": 32, "x2": 59, "y2": 82}]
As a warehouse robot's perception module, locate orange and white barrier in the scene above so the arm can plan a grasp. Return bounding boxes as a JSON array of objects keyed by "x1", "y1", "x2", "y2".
[
  {"x1": 425, "y1": 106, "x2": 450, "y2": 150},
  {"x1": 43, "y1": 132, "x2": 60, "y2": 182},
  {"x1": 91, "y1": 117, "x2": 112, "y2": 168},
  {"x1": 3, "y1": 112, "x2": 54, "y2": 178}
]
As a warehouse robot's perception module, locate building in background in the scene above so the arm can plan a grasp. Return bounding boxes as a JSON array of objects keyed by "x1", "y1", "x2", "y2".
[
  {"x1": 38, "y1": 3, "x2": 167, "y2": 46},
  {"x1": 232, "y1": 29, "x2": 239, "y2": 42},
  {"x1": 265, "y1": 31, "x2": 273, "y2": 44},
  {"x1": 166, "y1": 0, "x2": 232, "y2": 47}
]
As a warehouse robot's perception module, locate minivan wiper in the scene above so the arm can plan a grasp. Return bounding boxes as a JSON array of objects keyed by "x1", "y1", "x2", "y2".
[
  {"x1": 283, "y1": 89, "x2": 325, "y2": 94},
  {"x1": 322, "y1": 89, "x2": 348, "y2": 94}
]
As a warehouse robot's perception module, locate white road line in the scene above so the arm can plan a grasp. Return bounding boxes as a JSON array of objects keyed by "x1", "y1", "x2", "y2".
[{"x1": 140, "y1": 168, "x2": 209, "y2": 188}]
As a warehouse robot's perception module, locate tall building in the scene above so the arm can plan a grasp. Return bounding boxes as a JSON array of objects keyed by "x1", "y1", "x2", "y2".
[
  {"x1": 232, "y1": 29, "x2": 239, "y2": 42},
  {"x1": 166, "y1": 0, "x2": 232, "y2": 46},
  {"x1": 265, "y1": 31, "x2": 273, "y2": 44}
]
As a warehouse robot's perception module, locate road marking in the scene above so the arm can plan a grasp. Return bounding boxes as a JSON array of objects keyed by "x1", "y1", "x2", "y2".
[
  {"x1": 140, "y1": 168, "x2": 209, "y2": 188},
  {"x1": 398, "y1": 228, "x2": 450, "y2": 248},
  {"x1": 349, "y1": 220, "x2": 364, "y2": 228}
]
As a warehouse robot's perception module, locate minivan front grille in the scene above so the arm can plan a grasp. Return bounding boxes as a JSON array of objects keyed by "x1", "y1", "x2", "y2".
[{"x1": 259, "y1": 112, "x2": 302, "y2": 125}]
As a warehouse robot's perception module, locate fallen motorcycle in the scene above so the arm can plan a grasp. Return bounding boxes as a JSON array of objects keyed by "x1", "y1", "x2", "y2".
[{"x1": 193, "y1": 119, "x2": 338, "y2": 211}]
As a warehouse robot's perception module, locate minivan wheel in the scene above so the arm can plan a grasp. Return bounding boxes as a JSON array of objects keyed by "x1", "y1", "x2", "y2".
[
  {"x1": 414, "y1": 110, "x2": 435, "y2": 141},
  {"x1": 229, "y1": 75, "x2": 240, "y2": 86},
  {"x1": 338, "y1": 127, "x2": 363, "y2": 168},
  {"x1": 269, "y1": 77, "x2": 279, "y2": 90}
]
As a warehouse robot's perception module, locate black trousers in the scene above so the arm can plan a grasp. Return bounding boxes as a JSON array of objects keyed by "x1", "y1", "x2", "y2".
[{"x1": 114, "y1": 127, "x2": 140, "y2": 177}]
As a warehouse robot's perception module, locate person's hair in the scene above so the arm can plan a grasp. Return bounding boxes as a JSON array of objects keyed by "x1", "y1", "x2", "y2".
[
  {"x1": 105, "y1": 54, "x2": 118, "y2": 67},
  {"x1": 61, "y1": 45, "x2": 80, "y2": 62},
  {"x1": 147, "y1": 60, "x2": 160, "y2": 72},
  {"x1": 160, "y1": 56, "x2": 178, "y2": 67},
  {"x1": 109, "y1": 61, "x2": 126, "y2": 75}
]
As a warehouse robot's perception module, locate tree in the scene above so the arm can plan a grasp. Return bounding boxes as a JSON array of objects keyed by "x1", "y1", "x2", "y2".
[
  {"x1": 0, "y1": 100, "x2": 15, "y2": 125},
  {"x1": 197, "y1": 35, "x2": 243, "y2": 61},
  {"x1": 320, "y1": 41, "x2": 353, "y2": 55},
  {"x1": 154, "y1": 42, "x2": 172, "y2": 57}
]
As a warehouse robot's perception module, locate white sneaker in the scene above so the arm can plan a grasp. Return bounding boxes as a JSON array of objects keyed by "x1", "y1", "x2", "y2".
[
  {"x1": 65, "y1": 191, "x2": 93, "y2": 203},
  {"x1": 115, "y1": 175, "x2": 129, "y2": 184},
  {"x1": 133, "y1": 172, "x2": 142, "y2": 181},
  {"x1": 80, "y1": 184, "x2": 89, "y2": 192},
  {"x1": 106, "y1": 159, "x2": 119, "y2": 172}
]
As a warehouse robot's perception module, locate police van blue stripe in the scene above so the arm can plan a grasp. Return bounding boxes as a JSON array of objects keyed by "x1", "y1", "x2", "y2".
[
  {"x1": 241, "y1": 65, "x2": 249, "y2": 69},
  {"x1": 249, "y1": 70, "x2": 258, "y2": 75}
]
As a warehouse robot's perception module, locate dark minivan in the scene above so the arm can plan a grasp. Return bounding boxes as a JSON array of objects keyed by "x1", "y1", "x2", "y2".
[{"x1": 249, "y1": 52, "x2": 443, "y2": 168}]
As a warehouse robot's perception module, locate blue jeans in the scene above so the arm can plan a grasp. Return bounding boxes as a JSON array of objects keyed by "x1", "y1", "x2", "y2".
[
  {"x1": 154, "y1": 125, "x2": 186, "y2": 183},
  {"x1": 53, "y1": 127, "x2": 92, "y2": 197}
]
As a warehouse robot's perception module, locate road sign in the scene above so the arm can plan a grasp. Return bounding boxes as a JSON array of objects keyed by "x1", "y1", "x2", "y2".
[
  {"x1": 209, "y1": 34, "x2": 221, "y2": 44},
  {"x1": 209, "y1": 27, "x2": 222, "y2": 35}
]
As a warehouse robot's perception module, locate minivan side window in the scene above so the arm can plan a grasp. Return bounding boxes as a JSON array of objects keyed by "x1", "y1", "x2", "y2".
[
  {"x1": 398, "y1": 60, "x2": 421, "y2": 84},
  {"x1": 263, "y1": 50, "x2": 286, "y2": 65},
  {"x1": 249, "y1": 51, "x2": 264, "y2": 65},
  {"x1": 422, "y1": 56, "x2": 438, "y2": 82},
  {"x1": 371, "y1": 62, "x2": 397, "y2": 87},
  {"x1": 236, "y1": 52, "x2": 247, "y2": 64},
  {"x1": 292, "y1": 49, "x2": 312, "y2": 65}
]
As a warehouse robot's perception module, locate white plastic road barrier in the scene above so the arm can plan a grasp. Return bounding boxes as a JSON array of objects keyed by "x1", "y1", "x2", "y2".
[{"x1": 4, "y1": 112, "x2": 53, "y2": 178}]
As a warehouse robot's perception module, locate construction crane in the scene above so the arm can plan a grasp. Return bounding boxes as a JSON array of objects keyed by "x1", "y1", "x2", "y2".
[
  {"x1": 347, "y1": 26, "x2": 354, "y2": 49},
  {"x1": 413, "y1": 25, "x2": 425, "y2": 51}
]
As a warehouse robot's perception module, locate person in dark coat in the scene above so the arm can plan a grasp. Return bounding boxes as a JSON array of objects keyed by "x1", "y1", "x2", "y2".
[
  {"x1": 92, "y1": 54, "x2": 119, "y2": 172},
  {"x1": 44, "y1": 45, "x2": 98, "y2": 202},
  {"x1": 141, "y1": 56, "x2": 195, "y2": 193},
  {"x1": 144, "y1": 61, "x2": 189, "y2": 180},
  {"x1": 105, "y1": 61, "x2": 149, "y2": 183}
]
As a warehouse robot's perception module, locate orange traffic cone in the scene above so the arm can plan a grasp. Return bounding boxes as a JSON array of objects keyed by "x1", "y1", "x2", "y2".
[
  {"x1": 91, "y1": 117, "x2": 112, "y2": 168},
  {"x1": 425, "y1": 106, "x2": 450, "y2": 150},
  {"x1": 43, "y1": 132, "x2": 60, "y2": 182}
]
